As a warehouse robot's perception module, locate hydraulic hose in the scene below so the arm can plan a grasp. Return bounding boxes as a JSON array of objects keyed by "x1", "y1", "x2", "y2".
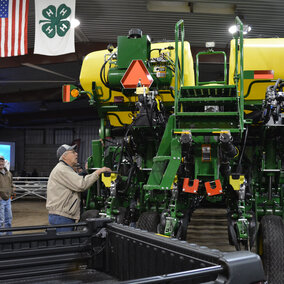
[
  {"x1": 273, "y1": 78, "x2": 282, "y2": 92},
  {"x1": 99, "y1": 53, "x2": 121, "y2": 92},
  {"x1": 236, "y1": 127, "x2": 249, "y2": 173}
]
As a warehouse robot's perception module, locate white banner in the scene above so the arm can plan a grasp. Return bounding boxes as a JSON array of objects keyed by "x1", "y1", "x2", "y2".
[{"x1": 34, "y1": 0, "x2": 75, "y2": 56}]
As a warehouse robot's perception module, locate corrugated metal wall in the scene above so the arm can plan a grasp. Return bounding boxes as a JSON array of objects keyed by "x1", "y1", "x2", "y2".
[
  {"x1": 54, "y1": 129, "x2": 74, "y2": 145},
  {"x1": 74, "y1": 120, "x2": 101, "y2": 166},
  {"x1": 0, "y1": 120, "x2": 100, "y2": 176},
  {"x1": 74, "y1": 122, "x2": 99, "y2": 166}
]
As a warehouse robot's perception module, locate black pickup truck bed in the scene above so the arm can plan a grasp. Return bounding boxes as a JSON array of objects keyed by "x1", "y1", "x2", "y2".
[{"x1": 0, "y1": 219, "x2": 265, "y2": 283}]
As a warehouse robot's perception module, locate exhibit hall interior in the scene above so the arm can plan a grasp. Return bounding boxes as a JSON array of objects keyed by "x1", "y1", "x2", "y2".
[{"x1": 0, "y1": 1, "x2": 284, "y2": 283}]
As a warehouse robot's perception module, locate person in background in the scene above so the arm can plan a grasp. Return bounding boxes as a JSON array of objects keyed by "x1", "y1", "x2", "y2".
[
  {"x1": 0, "y1": 155, "x2": 14, "y2": 235},
  {"x1": 46, "y1": 144, "x2": 111, "y2": 232}
]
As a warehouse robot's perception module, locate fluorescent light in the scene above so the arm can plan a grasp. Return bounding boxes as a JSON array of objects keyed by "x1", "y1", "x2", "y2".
[
  {"x1": 244, "y1": 25, "x2": 252, "y2": 34},
  {"x1": 147, "y1": 1, "x2": 235, "y2": 14},
  {"x1": 229, "y1": 24, "x2": 251, "y2": 34},
  {"x1": 193, "y1": 3, "x2": 235, "y2": 15},
  {"x1": 229, "y1": 25, "x2": 238, "y2": 34},
  {"x1": 206, "y1": 42, "x2": 215, "y2": 48},
  {"x1": 71, "y1": 18, "x2": 80, "y2": 28},
  {"x1": 147, "y1": 1, "x2": 191, "y2": 13}
]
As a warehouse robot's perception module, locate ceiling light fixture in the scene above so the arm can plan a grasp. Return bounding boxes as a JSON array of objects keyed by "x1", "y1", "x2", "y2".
[
  {"x1": 205, "y1": 42, "x2": 215, "y2": 48},
  {"x1": 229, "y1": 24, "x2": 252, "y2": 35},
  {"x1": 71, "y1": 18, "x2": 80, "y2": 28},
  {"x1": 244, "y1": 25, "x2": 252, "y2": 34},
  {"x1": 192, "y1": 2, "x2": 235, "y2": 15},
  {"x1": 147, "y1": 1, "x2": 191, "y2": 13},
  {"x1": 147, "y1": 1, "x2": 235, "y2": 15},
  {"x1": 228, "y1": 25, "x2": 238, "y2": 34}
]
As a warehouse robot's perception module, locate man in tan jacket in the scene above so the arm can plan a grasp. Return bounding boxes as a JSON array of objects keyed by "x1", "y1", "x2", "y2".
[{"x1": 46, "y1": 144, "x2": 111, "y2": 232}]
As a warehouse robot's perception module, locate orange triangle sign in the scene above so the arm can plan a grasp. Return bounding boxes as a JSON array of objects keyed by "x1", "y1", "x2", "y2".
[{"x1": 121, "y1": 60, "x2": 154, "y2": 89}]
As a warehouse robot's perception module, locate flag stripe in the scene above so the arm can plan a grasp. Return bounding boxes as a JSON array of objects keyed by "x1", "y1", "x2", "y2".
[
  {"x1": 24, "y1": 0, "x2": 29, "y2": 54},
  {"x1": 0, "y1": 19, "x2": 3, "y2": 57},
  {"x1": 7, "y1": 1, "x2": 12, "y2": 56},
  {"x1": 14, "y1": 0, "x2": 19, "y2": 56},
  {"x1": 11, "y1": 0, "x2": 16, "y2": 56},
  {"x1": 4, "y1": 17, "x2": 8, "y2": 57},
  {"x1": 17, "y1": 0, "x2": 22, "y2": 56},
  {"x1": 0, "y1": 0, "x2": 29, "y2": 57},
  {"x1": 19, "y1": 0, "x2": 26, "y2": 54}
]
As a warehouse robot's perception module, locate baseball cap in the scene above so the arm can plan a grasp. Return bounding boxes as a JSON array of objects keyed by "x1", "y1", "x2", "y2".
[
  {"x1": 0, "y1": 155, "x2": 4, "y2": 160},
  {"x1": 57, "y1": 144, "x2": 77, "y2": 159}
]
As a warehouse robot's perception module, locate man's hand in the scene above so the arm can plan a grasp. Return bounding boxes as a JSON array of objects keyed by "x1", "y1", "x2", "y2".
[{"x1": 95, "y1": 167, "x2": 112, "y2": 176}]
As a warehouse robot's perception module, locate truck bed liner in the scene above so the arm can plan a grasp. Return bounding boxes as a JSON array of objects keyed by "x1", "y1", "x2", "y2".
[{"x1": 0, "y1": 219, "x2": 265, "y2": 283}]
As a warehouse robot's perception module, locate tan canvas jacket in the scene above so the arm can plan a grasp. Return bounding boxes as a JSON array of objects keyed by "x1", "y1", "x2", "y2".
[
  {"x1": 0, "y1": 168, "x2": 13, "y2": 200},
  {"x1": 46, "y1": 161, "x2": 99, "y2": 221}
]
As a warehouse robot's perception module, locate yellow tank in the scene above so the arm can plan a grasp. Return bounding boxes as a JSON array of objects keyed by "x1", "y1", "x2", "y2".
[
  {"x1": 80, "y1": 42, "x2": 195, "y2": 126},
  {"x1": 229, "y1": 38, "x2": 284, "y2": 101}
]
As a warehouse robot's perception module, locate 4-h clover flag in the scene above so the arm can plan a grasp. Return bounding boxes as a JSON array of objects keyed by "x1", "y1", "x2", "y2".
[{"x1": 34, "y1": 0, "x2": 75, "y2": 56}]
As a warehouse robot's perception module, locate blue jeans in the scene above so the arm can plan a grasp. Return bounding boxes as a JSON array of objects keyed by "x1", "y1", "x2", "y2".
[
  {"x1": 48, "y1": 214, "x2": 75, "y2": 232},
  {"x1": 0, "y1": 198, "x2": 13, "y2": 235}
]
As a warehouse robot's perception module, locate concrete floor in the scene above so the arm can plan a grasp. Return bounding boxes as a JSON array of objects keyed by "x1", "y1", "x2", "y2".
[
  {"x1": 187, "y1": 208, "x2": 236, "y2": 252},
  {"x1": 12, "y1": 199, "x2": 49, "y2": 228},
  {"x1": 11, "y1": 200, "x2": 237, "y2": 252}
]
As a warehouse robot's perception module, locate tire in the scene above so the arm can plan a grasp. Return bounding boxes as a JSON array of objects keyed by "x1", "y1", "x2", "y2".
[
  {"x1": 228, "y1": 221, "x2": 240, "y2": 250},
  {"x1": 176, "y1": 210, "x2": 190, "y2": 241},
  {"x1": 260, "y1": 215, "x2": 284, "y2": 284},
  {"x1": 137, "y1": 211, "x2": 159, "y2": 233},
  {"x1": 227, "y1": 211, "x2": 256, "y2": 251}
]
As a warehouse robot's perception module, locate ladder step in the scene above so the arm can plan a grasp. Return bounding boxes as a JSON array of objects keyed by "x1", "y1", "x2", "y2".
[
  {"x1": 179, "y1": 97, "x2": 237, "y2": 102},
  {"x1": 153, "y1": 156, "x2": 171, "y2": 162},
  {"x1": 173, "y1": 128, "x2": 241, "y2": 134},
  {"x1": 180, "y1": 85, "x2": 236, "y2": 97},
  {"x1": 181, "y1": 85, "x2": 236, "y2": 90},
  {"x1": 143, "y1": 185, "x2": 161, "y2": 190},
  {"x1": 176, "y1": 112, "x2": 239, "y2": 116}
]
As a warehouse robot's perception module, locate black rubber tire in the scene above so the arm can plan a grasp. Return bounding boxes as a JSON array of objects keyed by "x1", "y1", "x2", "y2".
[
  {"x1": 260, "y1": 215, "x2": 284, "y2": 284},
  {"x1": 157, "y1": 210, "x2": 168, "y2": 235},
  {"x1": 176, "y1": 210, "x2": 190, "y2": 241},
  {"x1": 227, "y1": 211, "x2": 257, "y2": 251},
  {"x1": 137, "y1": 211, "x2": 159, "y2": 233},
  {"x1": 227, "y1": 212, "x2": 240, "y2": 249},
  {"x1": 228, "y1": 222, "x2": 240, "y2": 250}
]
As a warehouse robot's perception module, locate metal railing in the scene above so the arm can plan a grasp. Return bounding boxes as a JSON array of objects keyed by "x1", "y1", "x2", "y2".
[
  {"x1": 174, "y1": 19, "x2": 184, "y2": 116},
  {"x1": 12, "y1": 177, "x2": 48, "y2": 200}
]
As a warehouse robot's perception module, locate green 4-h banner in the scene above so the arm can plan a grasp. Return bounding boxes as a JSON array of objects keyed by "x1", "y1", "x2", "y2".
[{"x1": 34, "y1": 0, "x2": 76, "y2": 56}]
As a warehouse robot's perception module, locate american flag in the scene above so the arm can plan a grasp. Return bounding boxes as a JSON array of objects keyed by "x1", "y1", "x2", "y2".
[{"x1": 0, "y1": 0, "x2": 29, "y2": 57}]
